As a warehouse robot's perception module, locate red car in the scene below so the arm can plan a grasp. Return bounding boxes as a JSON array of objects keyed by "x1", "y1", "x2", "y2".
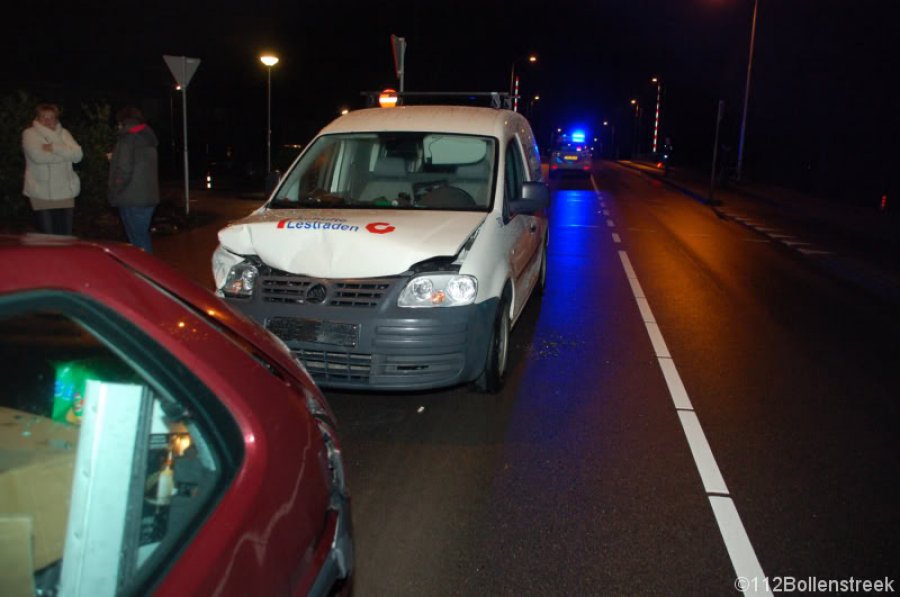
[{"x1": 0, "y1": 235, "x2": 352, "y2": 595}]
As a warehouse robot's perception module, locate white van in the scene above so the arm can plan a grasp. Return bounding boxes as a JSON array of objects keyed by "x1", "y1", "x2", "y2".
[{"x1": 212, "y1": 100, "x2": 549, "y2": 392}]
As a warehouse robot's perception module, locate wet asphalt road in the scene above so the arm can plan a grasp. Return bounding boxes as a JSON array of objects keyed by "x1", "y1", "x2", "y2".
[
  {"x1": 324, "y1": 162, "x2": 900, "y2": 595},
  {"x1": 157, "y1": 162, "x2": 900, "y2": 594}
]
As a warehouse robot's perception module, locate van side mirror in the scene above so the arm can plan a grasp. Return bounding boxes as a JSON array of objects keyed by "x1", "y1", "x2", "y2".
[{"x1": 509, "y1": 181, "x2": 550, "y2": 215}]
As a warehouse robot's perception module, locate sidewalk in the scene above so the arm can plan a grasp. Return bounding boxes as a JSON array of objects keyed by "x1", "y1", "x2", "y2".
[{"x1": 616, "y1": 160, "x2": 900, "y2": 308}]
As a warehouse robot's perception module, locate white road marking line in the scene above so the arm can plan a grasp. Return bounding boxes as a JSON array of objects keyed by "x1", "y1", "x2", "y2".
[
  {"x1": 617, "y1": 249, "x2": 766, "y2": 591},
  {"x1": 591, "y1": 175, "x2": 601, "y2": 193},
  {"x1": 767, "y1": 233, "x2": 796, "y2": 239},
  {"x1": 620, "y1": 251, "x2": 638, "y2": 279},
  {"x1": 780, "y1": 240, "x2": 811, "y2": 246},
  {"x1": 626, "y1": 271, "x2": 645, "y2": 298},
  {"x1": 628, "y1": 278, "x2": 644, "y2": 297},
  {"x1": 603, "y1": 209, "x2": 610, "y2": 216},
  {"x1": 635, "y1": 296, "x2": 655, "y2": 323},
  {"x1": 798, "y1": 248, "x2": 834, "y2": 255},
  {"x1": 612, "y1": 233, "x2": 621, "y2": 244},
  {"x1": 678, "y1": 410, "x2": 729, "y2": 494},
  {"x1": 607, "y1": 219, "x2": 616, "y2": 227},
  {"x1": 710, "y1": 497, "x2": 772, "y2": 596},
  {"x1": 658, "y1": 358, "x2": 693, "y2": 410},
  {"x1": 645, "y1": 322, "x2": 671, "y2": 357}
]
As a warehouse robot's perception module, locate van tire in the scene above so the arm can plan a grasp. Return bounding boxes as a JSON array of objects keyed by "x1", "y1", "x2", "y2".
[{"x1": 475, "y1": 296, "x2": 510, "y2": 393}]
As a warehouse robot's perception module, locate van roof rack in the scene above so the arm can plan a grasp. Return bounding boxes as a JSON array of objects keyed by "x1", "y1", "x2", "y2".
[{"x1": 361, "y1": 91, "x2": 515, "y2": 109}]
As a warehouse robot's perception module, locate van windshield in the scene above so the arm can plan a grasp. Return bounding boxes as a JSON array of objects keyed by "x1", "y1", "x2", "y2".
[{"x1": 268, "y1": 132, "x2": 497, "y2": 211}]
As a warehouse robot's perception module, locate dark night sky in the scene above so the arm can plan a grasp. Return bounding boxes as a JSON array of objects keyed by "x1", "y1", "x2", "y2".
[{"x1": 3, "y1": 0, "x2": 897, "y2": 201}]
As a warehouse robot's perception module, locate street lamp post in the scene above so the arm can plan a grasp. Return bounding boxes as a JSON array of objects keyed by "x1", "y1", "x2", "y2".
[
  {"x1": 603, "y1": 120, "x2": 616, "y2": 159},
  {"x1": 169, "y1": 85, "x2": 181, "y2": 174},
  {"x1": 509, "y1": 54, "x2": 537, "y2": 112},
  {"x1": 651, "y1": 77, "x2": 663, "y2": 154},
  {"x1": 630, "y1": 99, "x2": 641, "y2": 156},
  {"x1": 528, "y1": 94, "x2": 540, "y2": 118},
  {"x1": 259, "y1": 54, "x2": 279, "y2": 173},
  {"x1": 736, "y1": 0, "x2": 759, "y2": 182}
]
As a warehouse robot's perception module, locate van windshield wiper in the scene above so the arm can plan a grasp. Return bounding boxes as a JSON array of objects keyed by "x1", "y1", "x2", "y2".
[{"x1": 268, "y1": 192, "x2": 347, "y2": 208}]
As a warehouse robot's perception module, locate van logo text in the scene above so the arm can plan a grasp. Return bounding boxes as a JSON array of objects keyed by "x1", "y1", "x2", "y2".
[
  {"x1": 366, "y1": 222, "x2": 395, "y2": 234},
  {"x1": 276, "y1": 219, "x2": 359, "y2": 232}
]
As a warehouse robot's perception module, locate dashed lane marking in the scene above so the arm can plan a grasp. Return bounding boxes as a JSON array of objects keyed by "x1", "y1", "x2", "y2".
[
  {"x1": 718, "y1": 210, "x2": 833, "y2": 258},
  {"x1": 617, "y1": 251, "x2": 769, "y2": 595}
]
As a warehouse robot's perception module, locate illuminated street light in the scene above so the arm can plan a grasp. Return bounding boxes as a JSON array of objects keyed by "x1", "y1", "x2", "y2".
[
  {"x1": 604, "y1": 120, "x2": 616, "y2": 159},
  {"x1": 528, "y1": 94, "x2": 541, "y2": 117},
  {"x1": 509, "y1": 53, "x2": 537, "y2": 112},
  {"x1": 259, "y1": 53, "x2": 279, "y2": 173},
  {"x1": 630, "y1": 99, "x2": 642, "y2": 156}
]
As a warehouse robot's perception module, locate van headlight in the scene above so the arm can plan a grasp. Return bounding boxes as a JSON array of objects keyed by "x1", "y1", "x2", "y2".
[
  {"x1": 221, "y1": 262, "x2": 259, "y2": 299},
  {"x1": 398, "y1": 274, "x2": 477, "y2": 307},
  {"x1": 212, "y1": 245, "x2": 246, "y2": 290}
]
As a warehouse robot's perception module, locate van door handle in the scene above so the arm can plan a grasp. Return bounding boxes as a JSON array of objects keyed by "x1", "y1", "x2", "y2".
[{"x1": 529, "y1": 223, "x2": 537, "y2": 232}]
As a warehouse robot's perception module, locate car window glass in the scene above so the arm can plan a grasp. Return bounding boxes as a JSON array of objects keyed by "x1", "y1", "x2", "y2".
[
  {"x1": 270, "y1": 133, "x2": 497, "y2": 211},
  {"x1": 0, "y1": 305, "x2": 222, "y2": 596},
  {"x1": 504, "y1": 139, "x2": 525, "y2": 205}
]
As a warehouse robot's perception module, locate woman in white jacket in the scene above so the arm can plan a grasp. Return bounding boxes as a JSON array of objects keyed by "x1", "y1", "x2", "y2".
[{"x1": 22, "y1": 104, "x2": 83, "y2": 235}]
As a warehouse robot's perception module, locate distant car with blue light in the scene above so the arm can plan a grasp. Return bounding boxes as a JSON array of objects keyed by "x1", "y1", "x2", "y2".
[{"x1": 549, "y1": 130, "x2": 592, "y2": 178}]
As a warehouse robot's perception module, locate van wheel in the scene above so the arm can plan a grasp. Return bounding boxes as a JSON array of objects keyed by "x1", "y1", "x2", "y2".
[{"x1": 475, "y1": 297, "x2": 510, "y2": 393}]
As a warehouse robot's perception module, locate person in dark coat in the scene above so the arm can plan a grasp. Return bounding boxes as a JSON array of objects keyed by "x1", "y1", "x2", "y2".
[{"x1": 108, "y1": 106, "x2": 160, "y2": 252}]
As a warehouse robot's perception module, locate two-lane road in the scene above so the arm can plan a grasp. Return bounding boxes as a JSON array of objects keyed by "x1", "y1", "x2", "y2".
[{"x1": 322, "y1": 161, "x2": 898, "y2": 594}]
